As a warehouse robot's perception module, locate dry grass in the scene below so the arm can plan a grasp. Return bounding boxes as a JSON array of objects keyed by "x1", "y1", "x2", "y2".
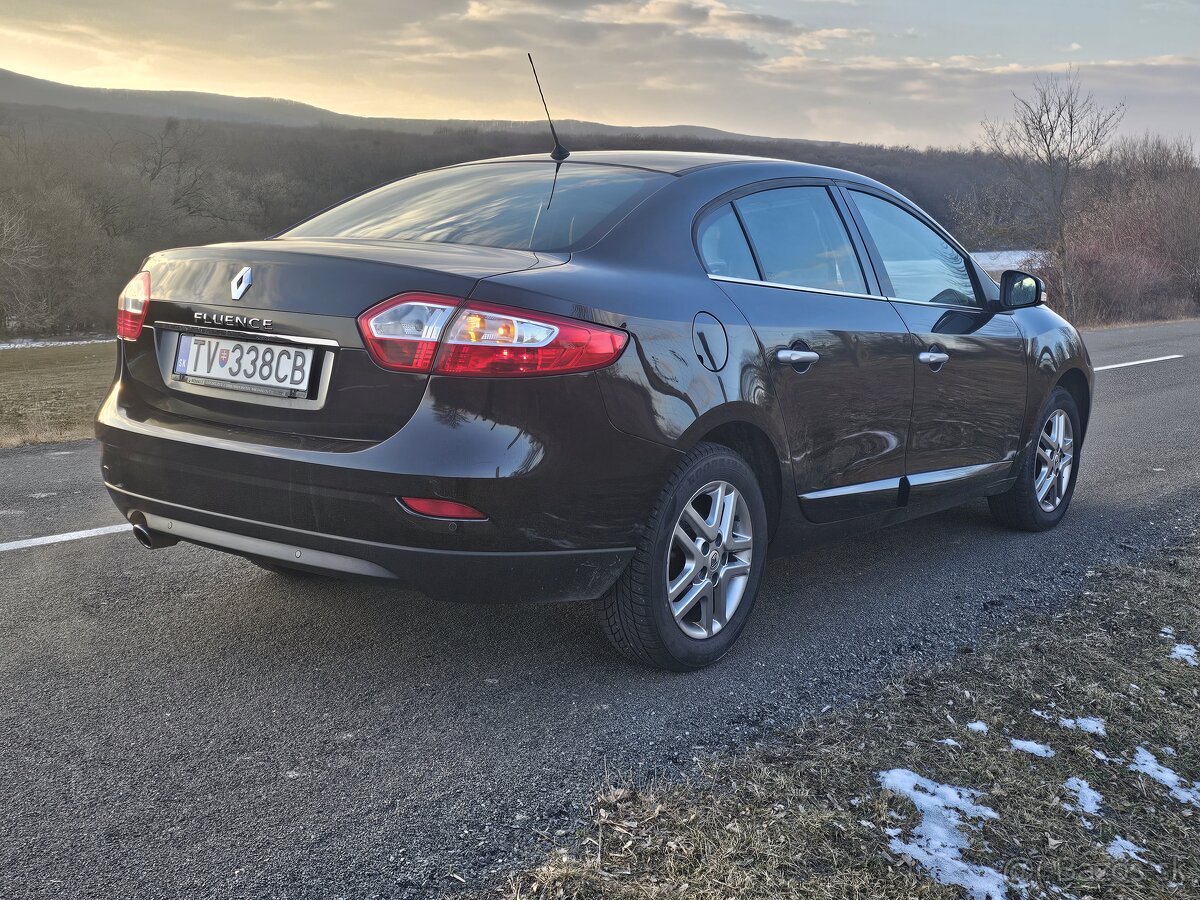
[
  {"x1": 0, "y1": 342, "x2": 114, "y2": 447},
  {"x1": 496, "y1": 542, "x2": 1200, "y2": 899}
]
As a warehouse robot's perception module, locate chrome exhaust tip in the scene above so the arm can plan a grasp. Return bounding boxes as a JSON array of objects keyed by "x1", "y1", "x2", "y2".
[
  {"x1": 128, "y1": 512, "x2": 178, "y2": 549},
  {"x1": 132, "y1": 522, "x2": 154, "y2": 549}
]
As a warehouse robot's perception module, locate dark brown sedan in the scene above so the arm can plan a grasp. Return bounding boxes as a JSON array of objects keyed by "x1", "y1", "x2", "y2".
[{"x1": 97, "y1": 151, "x2": 1093, "y2": 670}]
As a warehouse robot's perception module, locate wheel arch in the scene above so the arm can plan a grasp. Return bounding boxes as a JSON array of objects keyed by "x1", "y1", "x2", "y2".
[
  {"x1": 1056, "y1": 367, "x2": 1092, "y2": 441},
  {"x1": 683, "y1": 413, "x2": 787, "y2": 541}
]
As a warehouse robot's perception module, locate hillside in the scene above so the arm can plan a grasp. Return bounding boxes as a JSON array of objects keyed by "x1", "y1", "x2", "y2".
[{"x1": 0, "y1": 67, "x2": 813, "y2": 144}]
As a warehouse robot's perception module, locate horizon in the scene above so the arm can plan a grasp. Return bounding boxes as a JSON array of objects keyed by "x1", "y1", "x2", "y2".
[{"x1": 1, "y1": 1, "x2": 1198, "y2": 148}]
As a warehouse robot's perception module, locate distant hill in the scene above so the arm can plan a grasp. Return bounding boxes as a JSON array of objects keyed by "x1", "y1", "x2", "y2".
[{"x1": 0, "y1": 67, "x2": 813, "y2": 144}]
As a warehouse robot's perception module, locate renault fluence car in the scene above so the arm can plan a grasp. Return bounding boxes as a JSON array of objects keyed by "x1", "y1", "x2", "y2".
[{"x1": 97, "y1": 151, "x2": 1093, "y2": 670}]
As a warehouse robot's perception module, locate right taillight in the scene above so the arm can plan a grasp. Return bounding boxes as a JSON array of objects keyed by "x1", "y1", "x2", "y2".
[
  {"x1": 357, "y1": 295, "x2": 628, "y2": 377},
  {"x1": 116, "y1": 272, "x2": 151, "y2": 341}
]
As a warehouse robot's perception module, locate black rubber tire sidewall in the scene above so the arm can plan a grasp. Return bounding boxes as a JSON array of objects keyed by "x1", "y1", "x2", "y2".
[
  {"x1": 990, "y1": 386, "x2": 1082, "y2": 531},
  {"x1": 643, "y1": 446, "x2": 769, "y2": 670}
]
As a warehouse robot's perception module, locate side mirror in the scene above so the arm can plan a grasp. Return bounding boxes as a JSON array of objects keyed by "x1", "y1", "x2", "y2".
[{"x1": 999, "y1": 270, "x2": 1046, "y2": 309}]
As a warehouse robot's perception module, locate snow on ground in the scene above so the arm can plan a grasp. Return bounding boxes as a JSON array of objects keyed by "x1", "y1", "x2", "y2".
[
  {"x1": 0, "y1": 337, "x2": 115, "y2": 351},
  {"x1": 878, "y1": 769, "x2": 1007, "y2": 900},
  {"x1": 938, "y1": 738, "x2": 962, "y2": 747},
  {"x1": 1170, "y1": 643, "x2": 1198, "y2": 667},
  {"x1": 1160, "y1": 626, "x2": 1176, "y2": 638},
  {"x1": 1128, "y1": 747, "x2": 1200, "y2": 806},
  {"x1": 1107, "y1": 837, "x2": 1162, "y2": 873},
  {"x1": 1057, "y1": 716, "x2": 1107, "y2": 737},
  {"x1": 1092, "y1": 749, "x2": 1123, "y2": 764},
  {"x1": 1062, "y1": 777, "x2": 1102, "y2": 816},
  {"x1": 1010, "y1": 739, "x2": 1056, "y2": 758},
  {"x1": 966, "y1": 721, "x2": 989, "y2": 733}
]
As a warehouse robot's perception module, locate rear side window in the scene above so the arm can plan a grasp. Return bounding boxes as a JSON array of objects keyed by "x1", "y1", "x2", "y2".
[
  {"x1": 850, "y1": 191, "x2": 978, "y2": 306},
  {"x1": 696, "y1": 205, "x2": 759, "y2": 280},
  {"x1": 733, "y1": 187, "x2": 867, "y2": 294},
  {"x1": 283, "y1": 162, "x2": 672, "y2": 253}
]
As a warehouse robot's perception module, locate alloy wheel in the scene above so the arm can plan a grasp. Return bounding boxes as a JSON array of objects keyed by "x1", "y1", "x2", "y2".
[
  {"x1": 1034, "y1": 409, "x2": 1074, "y2": 513},
  {"x1": 665, "y1": 480, "x2": 754, "y2": 640}
]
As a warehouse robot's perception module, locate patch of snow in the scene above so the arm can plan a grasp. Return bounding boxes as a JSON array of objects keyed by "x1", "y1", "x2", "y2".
[
  {"x1": 1170, "y1": 643, "x2": 1198, "y2": 667},
  {"x1": 1128, "y1": 747, "x2": 1200, "y2": 806},
  {"x1": 1092, "y1": 749, "x2": 1122, "y2": 764},
  {"x1": 1107, "y1": 836, "x2": 1162, "y2": 873},
  {"x1": 0, "y1": 337, "x2": 115, "y2": 351},
  {"x1": 1031, "y1": 709, "x2": 1053, "y2": 721},
  {"x1": 1010, "y1": 739, "x2": 1056, "y2": 758},
  {"x1": 1057, "y1": 716, "x2": 1106, "y2": 737},
  {"x1": 966, "y1": 721, "x2": 989, "y2": 733},
  {"x1": 878, "y1": 769, "x2": 1007, "y2": 900},
  {"x1": 1162, "y1": 747, "x2": 1177, "y2": 757},
  {"x1": 1062, "y1": 777, "x2": 1102, "y2": 815},
  {"x1": 1160, "y1": 626, "x2": 1176, "y2": 638},
  {"x1": 938, "y1": 738, "x2": 962, "y2": 747}
]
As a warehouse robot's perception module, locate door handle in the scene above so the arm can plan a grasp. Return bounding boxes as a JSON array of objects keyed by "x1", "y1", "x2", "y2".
[
  {"x1": 777, "y1": 349, "x2": 820, "y2": 367},
  {"x1": 918, "y1": 350, "x2": 949, "y2": 367}
]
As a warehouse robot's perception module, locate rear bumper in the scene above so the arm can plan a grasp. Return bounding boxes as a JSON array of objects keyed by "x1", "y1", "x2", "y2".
[
  {"x1": 107, "y1": 484, "x2": 632, "y2": 602},
  {"x1": 96, "y1": 368, "x2": 678, "y2": 603}
]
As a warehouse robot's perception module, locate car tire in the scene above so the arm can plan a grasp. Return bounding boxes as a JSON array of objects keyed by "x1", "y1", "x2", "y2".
[
  {"x1": 596, "y1": 441, "x2": 769, "y2": 671},
  {"x1": 988, "y1": 386, "x2": 1081, "y2": 532}
]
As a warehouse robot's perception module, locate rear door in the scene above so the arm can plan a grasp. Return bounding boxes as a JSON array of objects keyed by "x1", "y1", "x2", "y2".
[
  {"x1": 841, "y1": 188, "x2": 1027, "y2": 506},
  {"x1": 699, "y1": 183, "x2": 914, "y2": 523}
]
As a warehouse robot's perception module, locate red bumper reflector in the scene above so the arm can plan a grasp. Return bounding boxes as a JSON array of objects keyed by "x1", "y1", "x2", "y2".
[{"x1": 400, "y1": 497, "x2": 487, "y2": 520}]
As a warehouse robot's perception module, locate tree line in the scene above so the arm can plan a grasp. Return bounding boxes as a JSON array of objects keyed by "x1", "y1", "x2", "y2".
[{"x1": 0, "y1": 75, "x2": 1196, "y2": 336}]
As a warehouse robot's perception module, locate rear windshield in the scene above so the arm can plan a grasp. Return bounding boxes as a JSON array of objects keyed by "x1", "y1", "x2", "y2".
[{"x1": 282, "y1": 161, "x2": 672, "y2": 252}]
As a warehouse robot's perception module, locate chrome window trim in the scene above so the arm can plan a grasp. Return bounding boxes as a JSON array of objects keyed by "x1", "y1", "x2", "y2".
[
  {"x1": 884, "y1": 295, "x2": 984, "y2": 313},
  {"x1": 708, "y1": 273, "x2": 881, "y2": 302}
]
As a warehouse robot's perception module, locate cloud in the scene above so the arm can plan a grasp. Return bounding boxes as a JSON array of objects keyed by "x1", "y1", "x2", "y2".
[{"x1": 0, "y1": 0, "x2": 1196, "y2": 147}]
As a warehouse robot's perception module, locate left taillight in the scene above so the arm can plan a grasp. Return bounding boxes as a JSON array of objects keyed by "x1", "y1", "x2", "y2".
[
  {"x1": 357, "y1": 294, "x2": 628, "y2": 377},
  {"x1": 116, "y1": 271, "x2": 151, "y2": 341}
]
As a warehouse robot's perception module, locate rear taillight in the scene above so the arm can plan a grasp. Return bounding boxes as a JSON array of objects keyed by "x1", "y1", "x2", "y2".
[
  {"x1": 357, "y1": 295, "x2": 628, "y2": 377},
  {"x1": 357, "y1": 293, "x2": 457, "y2": 372},
  {"x1": 117, "y1": 272, "x2": 151, "y2": 341}
]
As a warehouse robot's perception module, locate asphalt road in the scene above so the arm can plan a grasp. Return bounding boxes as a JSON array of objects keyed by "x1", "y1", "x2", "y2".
[{"x1": 2, "y1": 319, "x2": 1198, "y2": 899}]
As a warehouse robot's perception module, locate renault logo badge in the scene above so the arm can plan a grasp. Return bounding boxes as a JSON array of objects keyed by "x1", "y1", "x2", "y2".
[{"x1": 231, "y1": 266, "x2": 253, "y2": 301}]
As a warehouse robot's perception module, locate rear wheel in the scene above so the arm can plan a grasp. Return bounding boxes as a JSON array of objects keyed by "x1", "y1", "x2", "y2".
[
  {"x1": 596, "y1": 442, "x2": 768, "y2": 671},
  {"x1": 988, "y1": 386, "x2": 1081, "y2": 531}
]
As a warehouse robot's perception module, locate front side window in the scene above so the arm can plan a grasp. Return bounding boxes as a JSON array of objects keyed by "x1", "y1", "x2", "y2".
[
  {"x1": 283, "y1": 162, "x2": 672, "y2": 253},
  {"x1": 732, "y1": 187, "x2": 867, "y2": 294},
  {"x1": 851, "y1": 191, "x2": 978, "y2": 307},
  {"x1": 696, "y1": 204, "x2": 759, "y2": 280}
]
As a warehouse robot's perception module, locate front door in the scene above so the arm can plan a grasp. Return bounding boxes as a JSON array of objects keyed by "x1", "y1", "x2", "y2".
[
  {"x1": 843, "y1": 188, "x2": 1028, "y2": 505},
  {"x1": 698, "y1": 184, "x2": 914, "y2": 523}
]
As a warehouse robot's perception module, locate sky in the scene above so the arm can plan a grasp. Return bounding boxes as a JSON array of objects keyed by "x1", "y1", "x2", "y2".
[{"x1": 1, "y1": 0, "x2": 1198, "y2": 147}]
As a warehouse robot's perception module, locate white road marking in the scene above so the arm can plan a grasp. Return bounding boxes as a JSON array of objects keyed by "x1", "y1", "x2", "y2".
[
  {"x1": 0, "y1": 524, "x2": 129, "y2": 553},
  {"x1": 1095, "y1": 354, "x2": 1183, "y2": 371}
]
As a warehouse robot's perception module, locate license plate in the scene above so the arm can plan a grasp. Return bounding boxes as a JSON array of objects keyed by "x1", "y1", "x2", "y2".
[{"x1": 173, "y1": 333, "x2": 314, "y2": 398}]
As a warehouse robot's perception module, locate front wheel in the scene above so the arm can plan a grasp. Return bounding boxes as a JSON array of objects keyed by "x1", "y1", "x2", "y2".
[
  {"x1": 596, "y1": 442, "x2": 769, "y2": 671},
  {"x1": 988, "y1": 386, "x2": 1082, "y2": 532}
]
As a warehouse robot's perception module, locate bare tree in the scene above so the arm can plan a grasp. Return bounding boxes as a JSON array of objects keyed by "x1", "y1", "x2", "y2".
[{"x1": 979, "y1": 69, "x2": 1124, "y2": 318}]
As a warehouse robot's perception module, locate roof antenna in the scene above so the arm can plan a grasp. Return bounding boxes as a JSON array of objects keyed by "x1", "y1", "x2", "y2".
[{"x1": 528, "y1": 53, "x2": 569, "y2": 161}]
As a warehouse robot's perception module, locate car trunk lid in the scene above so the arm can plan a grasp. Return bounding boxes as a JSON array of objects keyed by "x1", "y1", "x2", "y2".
[{"x1": 123, "y1": 239, "x2": 561, "y2": 444}]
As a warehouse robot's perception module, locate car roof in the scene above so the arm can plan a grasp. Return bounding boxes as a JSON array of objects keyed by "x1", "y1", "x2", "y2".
[{"x1": 456, "y1": 150, "x2": 880, "y2": 184}]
